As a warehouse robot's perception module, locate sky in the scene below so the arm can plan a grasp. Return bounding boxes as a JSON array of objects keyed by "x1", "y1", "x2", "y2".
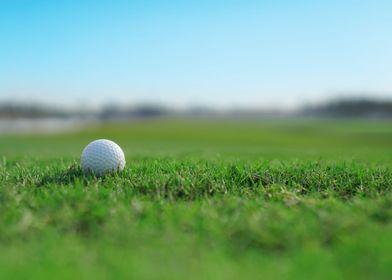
[{"x1": 0, "y1": 0, "x2": 391, "y2": 109}]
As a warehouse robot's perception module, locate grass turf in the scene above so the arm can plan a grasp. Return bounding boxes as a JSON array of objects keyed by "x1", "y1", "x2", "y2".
[{"x1": 0, "y1": 119, "x2": 392, "y2": 279}]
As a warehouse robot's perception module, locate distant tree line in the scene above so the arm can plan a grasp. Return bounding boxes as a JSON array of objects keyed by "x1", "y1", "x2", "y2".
[
  {"x1": 301, "y1": 99, "x2": 392, "y2": 118},
  {"x1": 98, "y1": 105, "x2": 170, "y2": 120},
  {"x1": 0, "y1": 104, "x2": 68, "y2": 118},
  {"x1": 1, "y1": 98, "x2": 392, "y2": 119}
]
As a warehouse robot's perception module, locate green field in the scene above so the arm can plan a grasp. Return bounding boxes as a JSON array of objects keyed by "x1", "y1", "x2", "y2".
[{"x1": 1, "y1": 119, "x2": 392, "y2": 279}]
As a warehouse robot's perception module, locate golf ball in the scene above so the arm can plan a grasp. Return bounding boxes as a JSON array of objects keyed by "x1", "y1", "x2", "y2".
[{"x1": 80, "y1": 139, "x2": 126, "y2": 176}]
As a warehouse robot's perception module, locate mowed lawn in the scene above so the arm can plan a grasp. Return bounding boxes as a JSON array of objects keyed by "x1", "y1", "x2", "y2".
[{"x1": 1, "y1": 119, "x2": 392, "y2": 280}]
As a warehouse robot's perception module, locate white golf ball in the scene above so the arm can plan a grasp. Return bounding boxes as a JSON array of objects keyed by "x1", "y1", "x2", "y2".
[{"x1": 80, "y1": 139, "x2": 126, "y2": 176}]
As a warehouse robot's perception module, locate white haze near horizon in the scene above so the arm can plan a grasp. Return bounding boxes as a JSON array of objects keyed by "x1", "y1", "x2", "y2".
[{"x1": 1, "y1": 90, "x2": 392, "y2": 111}]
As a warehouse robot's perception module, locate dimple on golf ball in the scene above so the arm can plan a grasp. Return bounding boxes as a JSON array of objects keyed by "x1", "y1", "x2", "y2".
[{"x1": 80, "y1": 139, "x2": 126, "y2": 176}]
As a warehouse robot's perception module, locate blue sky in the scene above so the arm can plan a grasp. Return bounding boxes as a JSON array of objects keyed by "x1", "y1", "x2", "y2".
[{"x1": 0, "y1": 0, "x2": 391, "y2": 108}]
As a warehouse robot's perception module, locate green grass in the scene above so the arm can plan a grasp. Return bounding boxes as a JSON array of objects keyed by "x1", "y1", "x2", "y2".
[{"x1": 1, "y1": 119, "x2": 392, "y2": 279}]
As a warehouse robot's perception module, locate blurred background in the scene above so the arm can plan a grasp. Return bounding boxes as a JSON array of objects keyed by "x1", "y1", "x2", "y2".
[
  {"x1": 2, "y1": 3, "x2": 392, "y2": 278},
  {"x1": 0, "y1": 0, "x2": 391, "y2": 133}
]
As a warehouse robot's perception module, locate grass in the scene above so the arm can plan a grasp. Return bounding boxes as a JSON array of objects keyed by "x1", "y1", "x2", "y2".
[{"x1": 1, "y1": 119, "x2": 392, "y2": 279}]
